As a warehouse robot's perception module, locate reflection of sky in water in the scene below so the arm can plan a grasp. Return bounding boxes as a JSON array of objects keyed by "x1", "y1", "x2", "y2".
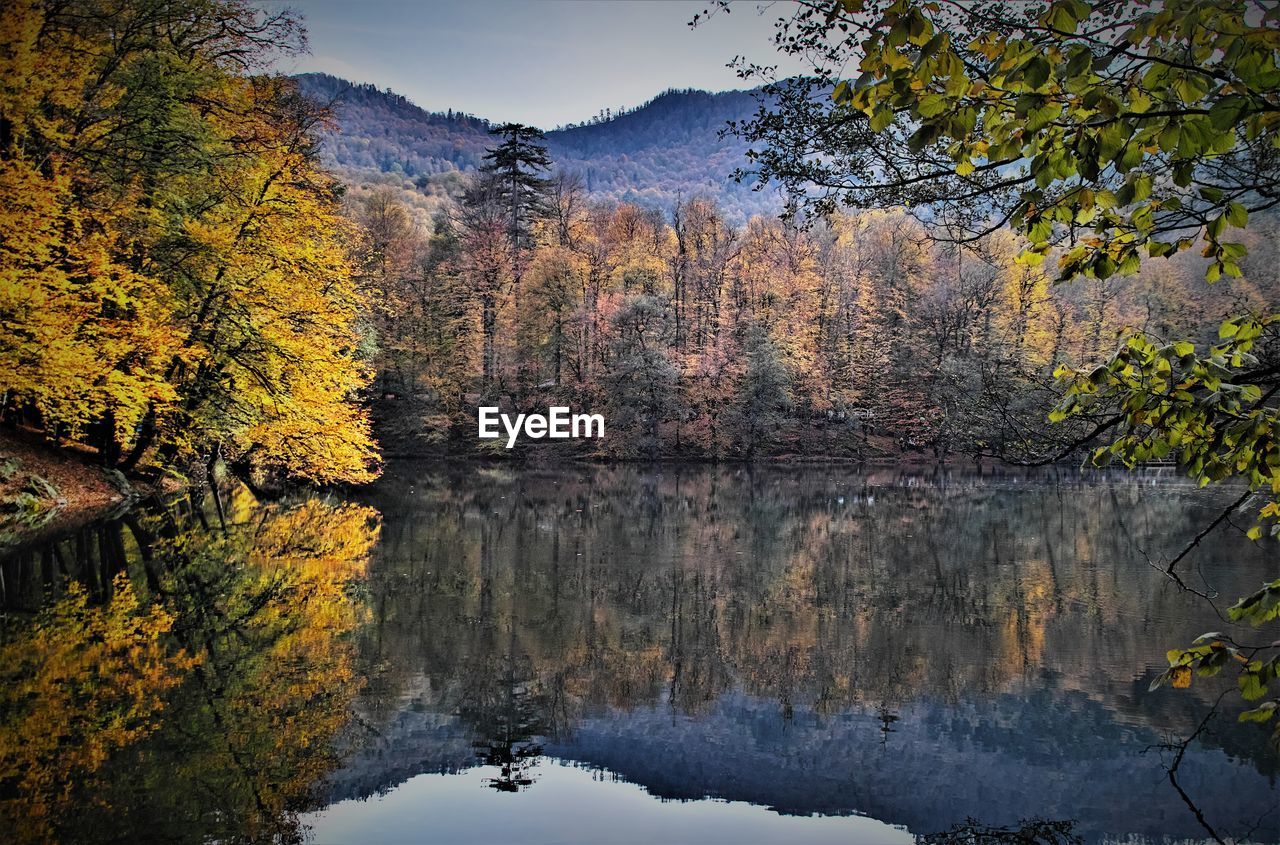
[
  {"x1": 6, "y1": 464, "x2": 1278, "y2": 844},
  {"x1": 316, "y1": 464, "x2": 1280, "y2": 845},
  {"x1": 305, "y1": 762, "x2": 911, "y2": 845}
]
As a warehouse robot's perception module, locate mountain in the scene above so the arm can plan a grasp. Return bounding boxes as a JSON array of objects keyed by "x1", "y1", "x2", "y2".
[
  {"x1": 294, "y1": 73, "x2": 783, "y2": 223},
  {"x1": 546, "y1": 87, "x2": 779, "y2": 220}
]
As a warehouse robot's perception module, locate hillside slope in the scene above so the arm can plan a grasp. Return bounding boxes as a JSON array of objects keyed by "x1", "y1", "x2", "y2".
[{"x1": 295, "y1": 73, "x2": 781, "y2": 222}]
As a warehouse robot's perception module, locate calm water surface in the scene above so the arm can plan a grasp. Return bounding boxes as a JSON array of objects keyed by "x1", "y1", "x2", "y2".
[{"x1": 2, "y1": 463, "x2": 1278, "y2": 844}]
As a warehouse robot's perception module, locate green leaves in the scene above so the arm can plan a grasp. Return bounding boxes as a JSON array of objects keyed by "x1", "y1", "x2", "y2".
[
  {"x1": 1229, "y1": 580, "x2": 1280, "y2": 627},
  {"x1": 907, "y1": 123, "x2": 943, "y2": 152},
  {"x1": 1022, "y1": 55, "x2": 1052, "y2": 89},
  {"x1": 826, "y1": 0, "x2": 1276, "y2": 289},
  {"x1": 1241, "y1": 701, "x2": 1278, "y2": 724},
  {"x1": 917, "y1": 94, "x2": 949, "y2": 118},
  {"x1": 1052, "y1": 315, "x2": 1279, "y2": 517},
  {"x1": 1045, "y1": 0, "x2": 1089, "y2": 34},
  {"x1": 1056, "y1": 312, "x2": 1280, "y2": 746},
  {"x1": 1154, "y1": 636, "x2": 1280, "y2": 743},
  {"x1": 1152, "y1": 640, "x2": 1236, "y2": 691},
  {"x1": 869, "y1": 106, "x2": 894, "y2": 132},
  {"x1": 1209, "y1": 95, "x2": 1250, "y2": 131}
]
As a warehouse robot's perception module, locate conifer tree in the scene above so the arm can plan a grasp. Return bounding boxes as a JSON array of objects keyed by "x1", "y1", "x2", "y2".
[{"x1": 481, "y1": 123, "x2": 553, "y2": 255}]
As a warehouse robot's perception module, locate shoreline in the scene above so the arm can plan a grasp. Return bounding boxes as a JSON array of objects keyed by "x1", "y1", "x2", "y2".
[
  {"x1": 0, "y1": 430, "x2": 145, "y2": 551},
  {"x1": 1, "y1": 431, "x2": 1187, "y2": 550}
]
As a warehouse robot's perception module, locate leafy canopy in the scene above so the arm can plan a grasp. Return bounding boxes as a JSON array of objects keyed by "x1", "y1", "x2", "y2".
[
  {"x1": 0, "y1": 0, "x2": 379, "y2": 483},
  {"x1": 735, "y1": 0, "x2": 1280, "y2": 282}
]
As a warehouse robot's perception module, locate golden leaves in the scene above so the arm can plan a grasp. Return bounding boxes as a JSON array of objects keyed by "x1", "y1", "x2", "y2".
[
  {"x1": 0, "y1": 1, "x2": 377, "y2": 483},
  {"x1": 0, "y1": 495, "x2": 378, "y2": 843},
  {"x1": 0, "y1": 574, "x2": 199, "y2": 842}
]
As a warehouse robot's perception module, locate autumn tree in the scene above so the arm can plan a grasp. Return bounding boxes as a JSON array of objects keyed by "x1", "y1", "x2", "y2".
[
  {"x1": 0, "y1": 0, "x2": 379, "y2": 484},
  {"x1": 156, "y1": 80, "x2": 378, "y2": 484},
  {"x1": 525, "y1": 245, "x2": 587, "y2": 388},
  {"x1": 671, "y1": 197, "x2": 739, "y2": 353},
  {"x1": 457, "y1": 173, "x2": 513, "y2": 387},
  {"x1": 601, "y1": 296, "x2": 681, "y2": 458},
  {"x1": 355, "y1": 186, "x2": 423, "y2": 397},
  {"x1": 732, "y1": 323, "x2": 792, "y2": 456},
  {"x1": 413, "y1": 214, "x2": 477, "y2": 427}
]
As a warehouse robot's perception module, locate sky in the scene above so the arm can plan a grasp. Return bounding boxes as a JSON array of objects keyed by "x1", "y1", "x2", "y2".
[{"x1": 265, "y1": 1, "x2": 807, "y2": 129}]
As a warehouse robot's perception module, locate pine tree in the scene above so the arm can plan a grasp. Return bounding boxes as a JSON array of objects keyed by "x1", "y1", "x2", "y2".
[{"x1": 481, "y1": 123, "x2": 553, "y2": 255}]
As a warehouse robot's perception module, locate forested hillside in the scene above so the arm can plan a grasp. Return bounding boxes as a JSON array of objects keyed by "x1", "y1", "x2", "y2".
[
  {"x1": 295, "y1": 73, "x2": 780, "y2": 223},
  {"x1": 8, "y1": 5, "x2": 1280, "y2": 477},
  {"x1": 548, "y1": 87, "x2": 776, "y2": 220}
]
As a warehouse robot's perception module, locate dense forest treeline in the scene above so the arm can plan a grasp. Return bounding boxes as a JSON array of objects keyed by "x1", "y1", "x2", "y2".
[
  {"x1": 5, "y1": 0, "x2": 1277, "y2": 481},
  {"x1": 356, "y1": 134, "x2": 1280, "y2": 460},
  {"x1": 4, "y1": 0, "x2": 1280, "y2": 481}
]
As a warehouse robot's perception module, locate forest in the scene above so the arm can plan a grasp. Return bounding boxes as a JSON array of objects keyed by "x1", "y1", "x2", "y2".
[
  {"x1": 4, "y1": 0, "x2": 1280, "y2": 478},
  {"x1": 356, "y1": 147, "x2": 1279, "y2": 462},
  {"x1": 4, "y1": 0, "x2": 1280, "y2": 840}
]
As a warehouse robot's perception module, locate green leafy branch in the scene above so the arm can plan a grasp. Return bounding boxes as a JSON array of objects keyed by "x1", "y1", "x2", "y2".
[
  {"x1": 1052, "y1": 314, "x2": 1280, "y2": 744},
  {"x1": 831, "y1": 0, "x2": 1280, "y2": 283}
]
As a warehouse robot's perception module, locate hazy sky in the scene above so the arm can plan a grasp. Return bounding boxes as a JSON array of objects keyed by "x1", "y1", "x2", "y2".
[{"x1": 266, "y1": 1, "x2": 806, "y2": 128}]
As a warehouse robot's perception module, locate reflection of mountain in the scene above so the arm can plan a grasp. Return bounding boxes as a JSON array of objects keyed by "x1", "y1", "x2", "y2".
[
  {"x1": 325, "y1": 683, "x2": 1280, "y2": 843},
  {"x1": 327, "y1": 679, "x2": 478, "y2": 803},
  {"x1": 546, "y1": 691, "x2": 1276, "y2": 841},
  {"x1": 325, "y1": 464, "x2": 1280, "y2": 843}
]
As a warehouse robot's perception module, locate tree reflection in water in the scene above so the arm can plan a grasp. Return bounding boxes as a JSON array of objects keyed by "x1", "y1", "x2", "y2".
[
  {"x1": 0, "y1": 488, "x2": 379, "y2": 845},
  {"x1": 338, "y1": 463, "x2": 1280, "y2": 844},
  {"x1": 458, "y1": 627, "x2": 550, "y2": 792},
  {"x1": 919, "y1": 818, "x2": 1082, "y2": 845},
  {"x1": 3, "y1": 464, "x2": 1280, "y2": 844}
]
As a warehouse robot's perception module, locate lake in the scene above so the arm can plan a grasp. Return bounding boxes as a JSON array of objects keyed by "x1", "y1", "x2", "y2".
[{"x1": 2, "y1": 463, "x2": 1278, "y2": 844}]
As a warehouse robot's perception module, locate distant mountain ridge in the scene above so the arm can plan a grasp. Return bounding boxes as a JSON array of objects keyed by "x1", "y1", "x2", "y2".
[{"x1": 294, "y1": 73, "x2": 782, "y2": 222}]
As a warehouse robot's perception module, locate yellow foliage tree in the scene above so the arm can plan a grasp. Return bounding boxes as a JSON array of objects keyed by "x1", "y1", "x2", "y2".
[{"x1": 0, "y1": 0, "x2": 378, "y2": 483}]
